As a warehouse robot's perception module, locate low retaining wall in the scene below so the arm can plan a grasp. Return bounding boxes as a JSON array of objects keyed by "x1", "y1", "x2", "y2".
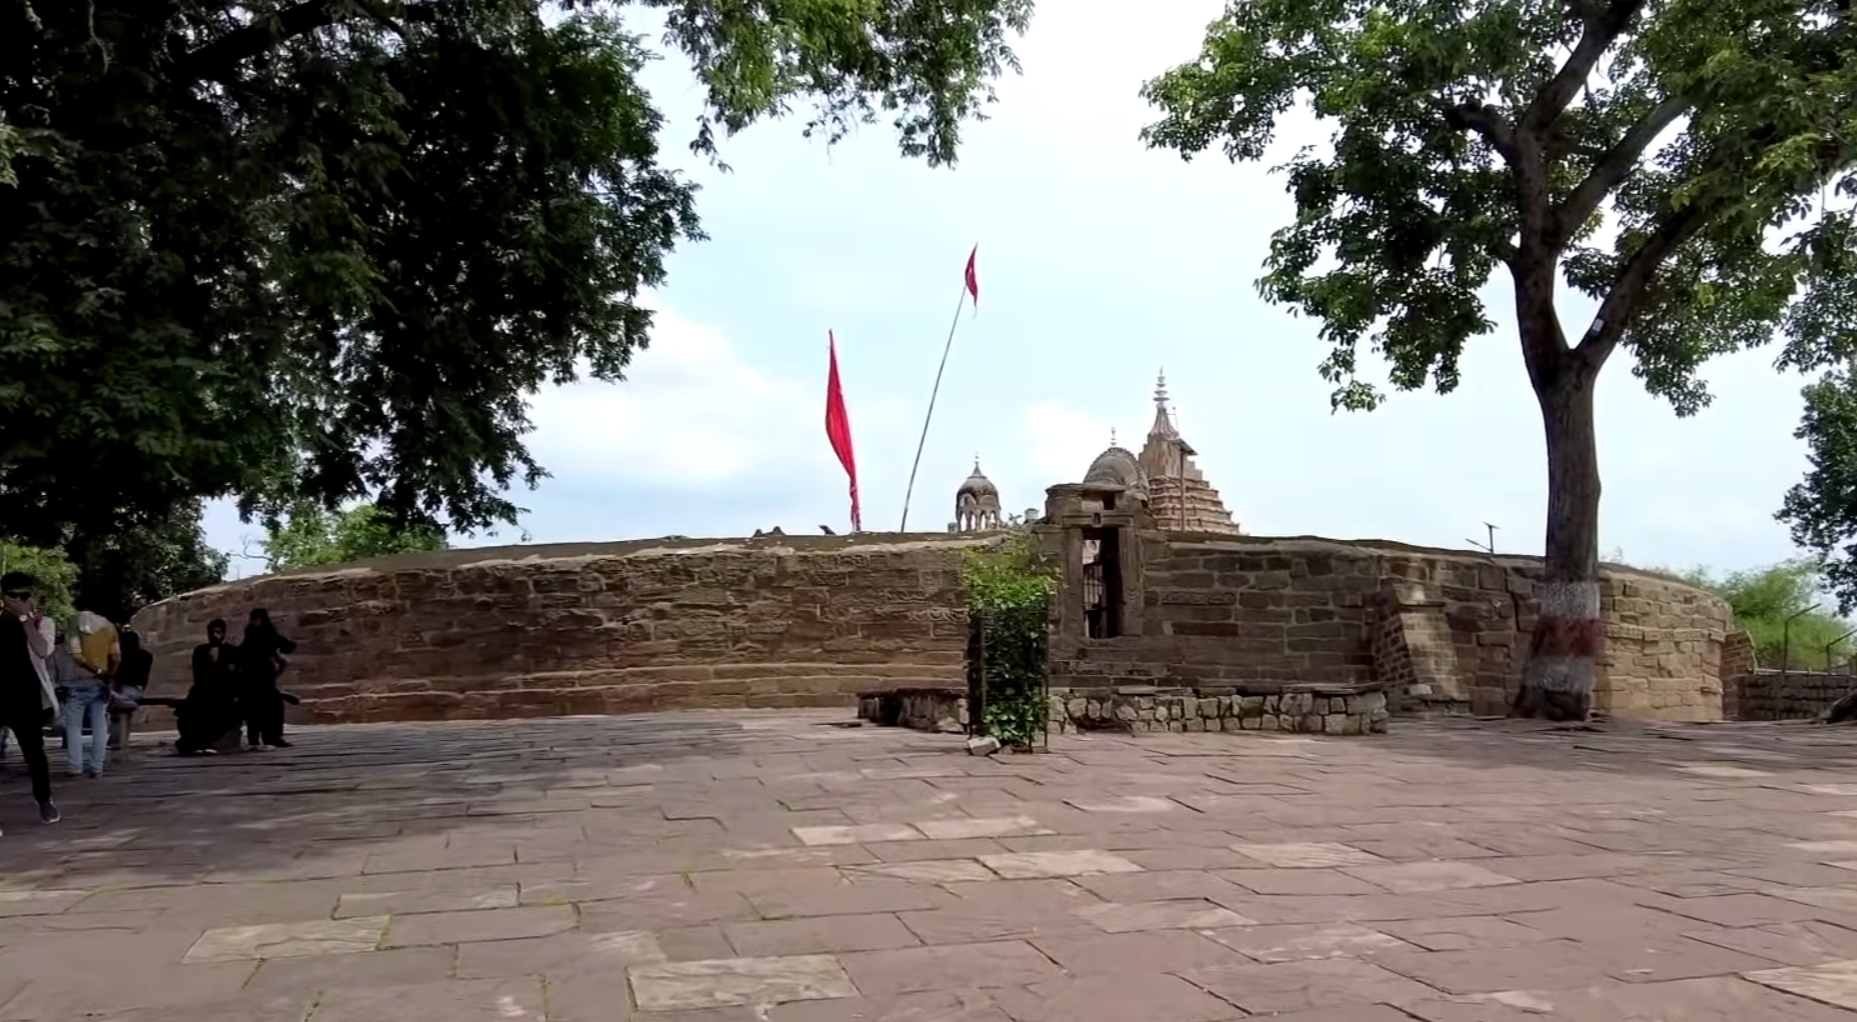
[
  {"x1": 1732, "y1": 669, "x2": 1857, "y2": 722},
  {"x1": 856, "y1": 683, "x2": 1389, "y2": 737},
  {"x1": 1051, "y1": 685, "x2": 1388, "y2": 735}
]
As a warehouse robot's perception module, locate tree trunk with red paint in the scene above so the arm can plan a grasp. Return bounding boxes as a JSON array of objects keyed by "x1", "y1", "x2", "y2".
[{"x1": 1513, "y1": 336, "x2": 1607, "y2": 721}]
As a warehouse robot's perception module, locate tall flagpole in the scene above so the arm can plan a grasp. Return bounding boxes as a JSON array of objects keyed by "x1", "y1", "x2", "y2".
[{"x1": 898, "y1": 279, "x2": 971, "y2": 532}]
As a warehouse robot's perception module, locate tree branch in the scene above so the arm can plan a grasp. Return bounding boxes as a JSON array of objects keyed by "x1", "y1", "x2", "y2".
[
  {"x1": 1575, "y1": 185, "x2": 1730, "y2": 363},
  {"x1": 1553, "y1": 93, "x2": 1691, "y2": 245},
  {"x1": 180, "y1": 0, "x2": 443, "y2": 84},
  {"x1": 1518, "y1": 0, "x2": 1645, "y2": 136},
  {"x1": 1443, "y1": 102, "x2": 1519, "y2": 161}
]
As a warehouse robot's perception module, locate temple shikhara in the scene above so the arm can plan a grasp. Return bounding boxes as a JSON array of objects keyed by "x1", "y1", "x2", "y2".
[{"x1": 954, "y1": 371, "x2": 1243, "y2": 535}]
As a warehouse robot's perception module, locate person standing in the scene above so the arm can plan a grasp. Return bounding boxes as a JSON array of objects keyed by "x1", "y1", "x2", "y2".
[
  {"x1": 177, "y1": 619, "x2": 239, "y2": 755},
  {"x1": 0, "y1": 573, "x2": 60, "y2": 828},
  {"x1": 62, "y1": 600, "x2": 118, "y2": 777},
  {"x1": 0, "y1": 597, "x2": 55, "y2": 763},
  {"x1": 240, "y1": 609, "x2": 296, "y2": 750}
]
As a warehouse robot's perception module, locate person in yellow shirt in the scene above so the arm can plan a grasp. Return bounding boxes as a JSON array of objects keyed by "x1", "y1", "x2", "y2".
[{"x1": 63, "y1": 603, "x2": 118, "y2": 778}]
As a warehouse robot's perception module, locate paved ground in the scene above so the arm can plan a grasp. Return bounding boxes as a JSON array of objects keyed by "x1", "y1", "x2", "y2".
[{"x1": 10, "y1": 715, "x2": 1857, "y2": 1019}]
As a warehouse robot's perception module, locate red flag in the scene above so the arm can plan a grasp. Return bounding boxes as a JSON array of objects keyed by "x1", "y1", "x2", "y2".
[
  {"x1": 825, "y1": 332, "x2": 861, "y2": 532},
  {"x1": 964, "y1": 245, "x2": 979, "y2": 307}
]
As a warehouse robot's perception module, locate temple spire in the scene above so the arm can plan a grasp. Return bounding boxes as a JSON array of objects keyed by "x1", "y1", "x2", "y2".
[
  {"x1": 1135, "y1": 368, "x2": 1241, "y2": 535},
  {"x1": 1148, "y1": 369, "x2": 1178, "y2": 440}
]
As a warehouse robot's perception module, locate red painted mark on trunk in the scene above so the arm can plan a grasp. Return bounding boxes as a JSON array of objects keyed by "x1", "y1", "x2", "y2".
[{"x1": 1534, "y1": 615, "x2": 1604, "y2": 658}]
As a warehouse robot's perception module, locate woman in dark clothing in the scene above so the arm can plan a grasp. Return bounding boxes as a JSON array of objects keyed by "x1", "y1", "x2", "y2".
[
  {"x1": 240, "y1": 609, "x2": 297, "y2": 750},
  {"x1": 177, "y1": 618, "x2": 239, "y2": 755}
]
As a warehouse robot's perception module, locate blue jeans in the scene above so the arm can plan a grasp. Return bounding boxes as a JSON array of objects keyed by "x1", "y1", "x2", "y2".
[{"x1": 63, "y1": 685, "x2": 108, "y2": 775}]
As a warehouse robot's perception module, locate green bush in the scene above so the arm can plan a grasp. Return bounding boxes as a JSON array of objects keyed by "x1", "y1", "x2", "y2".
[{"x1": 962, "y1": 535, "x2": 1057, "y2": 750}]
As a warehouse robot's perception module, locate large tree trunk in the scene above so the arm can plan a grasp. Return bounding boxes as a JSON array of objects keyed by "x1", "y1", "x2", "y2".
[{"x1": 1513, "y1": 367, "x2": 1605, "y2": 721}]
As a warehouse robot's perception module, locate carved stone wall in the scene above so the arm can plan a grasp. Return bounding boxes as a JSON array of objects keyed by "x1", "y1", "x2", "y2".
[{"x1": 131, "y1": 535, "x2": 991, "y2": 725}]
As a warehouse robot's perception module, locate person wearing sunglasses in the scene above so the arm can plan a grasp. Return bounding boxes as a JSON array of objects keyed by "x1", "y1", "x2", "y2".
[
  {"x1": 0, "y1": 573, "x2": 60, "y2": 829},
  {"x1": 0, "y1": 579, "x2": 54, "y2": 764}
]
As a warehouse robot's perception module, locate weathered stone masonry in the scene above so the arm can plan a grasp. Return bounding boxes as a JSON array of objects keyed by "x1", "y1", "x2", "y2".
[
  {"x1": 1039, "y1": 477, "x2": 1734, "y2": 722},
  {"x1": 132, "y1": 535, "x2": 989, "y2": 725},
  {"x1": 133, "y1": 529, "x2": 1734, "y2": 728}
]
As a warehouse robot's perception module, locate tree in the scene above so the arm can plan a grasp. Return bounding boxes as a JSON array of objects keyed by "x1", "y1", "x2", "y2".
[
  {"x1": 1781, "y1": 375, "x2": 1857, "y2": 610},
  {"x1": 1142, "y1": 0, "x2": 1857, "y2": 719},
  {"x1": 1, "y1": 0, "x2": 1032, "y2": 547},
  {"x1": 66, "y1": 502, "x2": 231, "y2": 621},
  {"x1": 1682, "y1": 559, "x2": 1854, "y2": 669},
  {"x1": 259, "y1": 503, "x2": 449, "y2": 571}
]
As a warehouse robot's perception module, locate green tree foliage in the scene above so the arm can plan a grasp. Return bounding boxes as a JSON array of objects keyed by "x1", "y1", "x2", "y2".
[
  {"x1": 0, "y1": 544, "x2": 79, "y2": 624},
  {"x1": 1142, "y1": 0, "x2": 1857, "y2": 719},
  {"x1": 0, "y1": 0, "x2": 1032, "y2": 547},
  {"x1": 1682, "y1": 559, "x2": 1855, "y2": 669},
  {"x1": 1780, "y1": 377, "x2": 1857, "y2": 611},
  {"x1": 261, "y1": 503, "x2": 449, "y2": 571}
]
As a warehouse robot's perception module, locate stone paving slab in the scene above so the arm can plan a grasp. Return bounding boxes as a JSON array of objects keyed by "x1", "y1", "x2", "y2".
[{"x1": 11, "y1": 712, "x2": 1857, "y2": 1018}]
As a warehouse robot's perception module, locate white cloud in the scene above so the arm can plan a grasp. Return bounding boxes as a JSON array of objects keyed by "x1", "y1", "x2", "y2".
[{"x1": 527, "y1": 308, "x2": 821, "y2": 488}]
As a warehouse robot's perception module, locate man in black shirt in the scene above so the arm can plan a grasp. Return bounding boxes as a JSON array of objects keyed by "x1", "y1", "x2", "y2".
[{"x1": 0, "y1": 573, "x2": 59, "y2": 829}]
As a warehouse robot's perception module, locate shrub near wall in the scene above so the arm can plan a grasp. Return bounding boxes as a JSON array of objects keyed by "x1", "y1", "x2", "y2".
[
  {"x1": 132, "y1": 535, "x2": 997, "y2": 725},
  {"x1": 962, "y1": 535, "x2": 1056, "y2": 750}
]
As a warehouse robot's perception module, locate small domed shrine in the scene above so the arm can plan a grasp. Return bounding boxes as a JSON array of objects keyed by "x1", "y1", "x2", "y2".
[{"x1": 953, "y1": 459, "x2": 1003, "y2": 531}]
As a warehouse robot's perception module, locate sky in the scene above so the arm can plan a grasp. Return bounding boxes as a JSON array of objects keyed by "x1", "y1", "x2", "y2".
[{"x1": 205, "y1": 1, "x2": 1819, "y2": 580}]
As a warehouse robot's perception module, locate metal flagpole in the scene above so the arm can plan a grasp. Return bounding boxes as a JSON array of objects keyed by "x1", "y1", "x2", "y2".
[{"x1": 898, "y1": 280, "x2": 971, "y2": 532}]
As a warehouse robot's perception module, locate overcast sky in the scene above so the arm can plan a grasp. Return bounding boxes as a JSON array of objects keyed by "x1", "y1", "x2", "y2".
[{"x1": 205, "y1": 1, "x2": 1818, "y2": 580}]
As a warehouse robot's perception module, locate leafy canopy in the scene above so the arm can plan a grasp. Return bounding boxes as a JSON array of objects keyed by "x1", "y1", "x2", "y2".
[
  {"x1": 0, "y1": 0, "x2": 1031, "y2": 547},
  {"x1": 1140, "y1": 0, "x2": 1857, "y2": 414},
  {"x1": 260, "y1": 503, "x2": 449, "y2": 572}
]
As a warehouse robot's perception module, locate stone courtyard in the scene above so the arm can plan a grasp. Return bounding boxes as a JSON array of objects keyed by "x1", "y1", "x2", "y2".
[{"x1": 9, "y1": 715, "x2": 1857, "y2": 1019}]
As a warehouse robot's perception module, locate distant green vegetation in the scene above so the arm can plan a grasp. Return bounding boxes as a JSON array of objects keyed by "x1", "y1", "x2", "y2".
[
  {"x1": 260, "y1": 504, "x2": 448, "y2": 573},
  {"x1": 1677, "y1": 560, "x2": 1854, "y2": 670}
]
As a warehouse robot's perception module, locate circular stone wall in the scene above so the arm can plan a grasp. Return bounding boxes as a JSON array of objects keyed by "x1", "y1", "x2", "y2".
[{"x1": 130, "y1": 532, "x2": 1734, "y2": 725}]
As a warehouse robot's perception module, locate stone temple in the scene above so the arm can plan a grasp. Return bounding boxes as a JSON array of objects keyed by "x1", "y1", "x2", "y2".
[{"x1": 956, "y1": 372, "x2": 1243, "y2": 537}]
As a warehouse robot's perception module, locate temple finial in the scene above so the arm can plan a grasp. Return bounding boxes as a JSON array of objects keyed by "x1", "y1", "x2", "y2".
[
  {"x1": 1155, "y1": 369, "x2": 1169, "y2": 408},
  {"x1": 1109, "y1": 427, "x2": 1118, "y2": 447}
]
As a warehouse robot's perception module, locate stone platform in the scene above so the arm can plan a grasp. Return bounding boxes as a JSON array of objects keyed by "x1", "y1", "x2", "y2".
[{"x1": 6, "y1": 713, "x2": 1857, "y2": 1019}]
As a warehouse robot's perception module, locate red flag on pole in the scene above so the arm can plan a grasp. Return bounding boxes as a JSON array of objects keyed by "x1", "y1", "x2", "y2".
[
  {"x1": 964, "y1": 245, "x2": 979, "y2": 307},
  {"x1": 825, "y1": 332, "x2": 861, "y2": 532}
]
